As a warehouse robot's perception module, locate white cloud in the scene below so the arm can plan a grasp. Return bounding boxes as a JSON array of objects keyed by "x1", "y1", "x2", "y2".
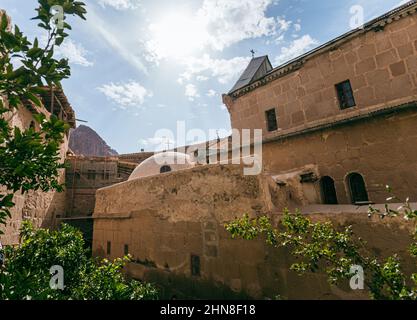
[
  {"x1": 185, "y1": 84, "x2": 200, "y2": 101},
  {"x1": 139, "y1": 137, "x2": 176, "y2": 152},
  {"x1": 98, "y1": 0, "x2": 141, "y2": 10},
  {"x1": 274, "y1": 35, "x2": 318, "y2": 66},
  {"x1": 207, "y1": 89, "x2": 217, "y2": 97},
  {"x1": 197, "y1": 0, "x2": 278, "y2": 51},
  {"x1": 294, "y1": 23, "x2": 301, "y2": 32},
  {"x1": 179, "y1": 54, "x2": 251, "y2": 85},
  {"x1": 139, "y1": 137, "x2": 174, "y2": 146},
  {"x1": 273, "y1": 16, "x2": 303, "y2": 44},
  {"x1": 55, "y1": 39, "x2": 93, "y2": 67},
  {"x1": 97, "y1": 81, "x2": 152, "y2": 108},
  {"x1": 274, "y1": 34, "x2": 285, "y2": 44},
  {"x1": 196, "y1": 75, "x2": 209, "y2": 82},
  {"x1": 277, "y1": 17, "x2": 292, "y2": 32},
  {"x1": 142, "y1": 0, "x2": 279, "y2": 64}
]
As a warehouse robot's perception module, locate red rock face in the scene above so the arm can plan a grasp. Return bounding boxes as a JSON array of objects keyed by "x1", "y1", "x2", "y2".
[{"x1": 69, "y1": 125, "x2": 118, "y2": 157}]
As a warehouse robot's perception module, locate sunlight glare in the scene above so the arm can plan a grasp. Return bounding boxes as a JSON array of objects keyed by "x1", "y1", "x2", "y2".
[{"x1": 147, "y1": 11, "x2": 208, "y2": 61}]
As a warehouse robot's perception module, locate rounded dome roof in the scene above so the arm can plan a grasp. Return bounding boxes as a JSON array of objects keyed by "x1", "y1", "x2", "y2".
[{"x1": 128, "y1": 151, "x2": 195, "y2": 180}]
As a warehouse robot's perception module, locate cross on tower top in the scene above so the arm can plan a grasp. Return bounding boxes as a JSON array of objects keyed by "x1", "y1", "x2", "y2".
[{"x1": 250, "y1": 49, "x2": 256, "y2": 58}]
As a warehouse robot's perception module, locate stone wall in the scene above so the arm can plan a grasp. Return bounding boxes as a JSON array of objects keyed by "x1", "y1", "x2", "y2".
[
  {"x1": 220, "y1": 8, "x2": 417, "y2": 205},
  {"x1": 262, "y1": 107, "x2": 417, "y2": 205},
  {"x1": 93, "y1": 164, "x2": 275, "y2": 223},
  {"x1": 0, "y1": 10, "x2": 75, "y2": 243},
  {"x1": 122, "y1": 210, "x2": 414, "y2": 300},
  {"x1": 92, "y1": 163, "x2": 416, "y2": 299},
  {"x1": 0, "y1": 106, "x2": 69, "y2": 245},
  {"x1": 224, "y1": 11, "x2": 417, "y2": 139}
]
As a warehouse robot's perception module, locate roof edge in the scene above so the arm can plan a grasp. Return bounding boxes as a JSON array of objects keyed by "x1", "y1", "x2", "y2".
[{"x1": 227, "y1": 0, "x2": 417, "y2": 98}]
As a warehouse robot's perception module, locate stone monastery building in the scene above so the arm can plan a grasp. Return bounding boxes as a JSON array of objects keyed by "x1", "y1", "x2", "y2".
[
  {"x1": 1, "y1": 1, "x2": 417, "y2": 299},
  {"x1": 91, "y1": 2, "x2": 417, "y2": 299}
]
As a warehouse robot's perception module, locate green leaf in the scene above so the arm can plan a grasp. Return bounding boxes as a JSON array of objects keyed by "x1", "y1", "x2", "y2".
[
  {"x1": 1, "y1": 13, "x2": 9, "y2": 31},
  {"x1": 55, "y1": 37, "x2": 64, "y2": 46},
  {"x1": 24, "y1": 91, "x2": 42, "y2": 107}
]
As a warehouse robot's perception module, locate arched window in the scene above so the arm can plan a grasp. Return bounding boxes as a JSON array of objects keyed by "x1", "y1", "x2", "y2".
[
  {"x1": 320, "y1": 176, "x2": 338, "y2": 204},
  {"x1": 160, "y1": 165, "x2": 172, "y2": 174},
  {"x1": 347, "y1": 173, "x2": 369, "y2": 204}
]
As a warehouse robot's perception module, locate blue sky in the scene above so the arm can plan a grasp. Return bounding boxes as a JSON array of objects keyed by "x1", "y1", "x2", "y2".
[{"x1": 0, "y1": 0, "x2": 408, "y2": 153}]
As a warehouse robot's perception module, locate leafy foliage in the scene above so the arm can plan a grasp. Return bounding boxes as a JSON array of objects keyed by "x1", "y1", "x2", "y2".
[
  {"x1": 0, "y1": 2, "x2": 158, "y2": 300},
  {"x1": 0, "y1": 222, "x2": 158, "y2": 300},
  {"x1": 226, "y1": 188, "x2": 417, "y2": 300},
  {"x1": 0, "y1": 1, "x2": 86, "y2": 233}
]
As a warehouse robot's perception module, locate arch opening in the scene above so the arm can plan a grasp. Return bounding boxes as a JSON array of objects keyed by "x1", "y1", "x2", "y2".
[
  {"x1": 347, "y1": 173, "x2": 369, "y2": 204},
  {"x1": 320, "y1": 176, "x2": 338, "y2": 204}
]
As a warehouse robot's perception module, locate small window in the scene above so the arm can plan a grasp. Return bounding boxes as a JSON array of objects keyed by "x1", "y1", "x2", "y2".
[
  {"x1": 106, "y1": 241, "x2": 111, "y2": 255},
  {"x1": 101, "y1": 170, "x2": 110, "y2": 180},
  {"x1": 347, "y1": 173, "x2": 369, "y2": 204},
  {"x1": 87, "y1": 170, "x2": 96, "y2": 180},
  {"x1": 300, "y1": 172, "x2": 318, "y2": 183},
  {"x1": 320, "y1": 176, "x2": 338, "y2": 204},
  {"x1": 124, "y1": 244, "x2": 129, "y2": 255},
  {"x1": 336, "y1": 80, "x2": 356, "y2": 109},
  {"x1": 160, "y1": 165, "x2": 172, "y2": 174},
  {"x1": 191, "y1": 254, "x2": 200, "y2": 277},
  {"x1": 265, "y1": 108, "x2": 278, "y2": 132}
]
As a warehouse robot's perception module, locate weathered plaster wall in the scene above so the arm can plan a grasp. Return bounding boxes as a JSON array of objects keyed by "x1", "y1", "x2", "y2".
[
  {"x1": 0, "y1": 106, "x2": 69, "y2": 245},
  {"x1": 92, "y1": 164, "x2": 276, "y2": 298},
  {"x1": 92, "y1": 163, "x2": 416, "y2": 299},
  {"x1": 94, "y1": 164, "x2": 275, "y2": 223}
]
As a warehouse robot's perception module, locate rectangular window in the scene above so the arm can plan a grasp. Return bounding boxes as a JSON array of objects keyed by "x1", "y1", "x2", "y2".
[
  {"x1": 107, "y1": 241, "x2": 111, "y2": 255},
  {"x1": 101, "y1": 170, "x2": 110, "y2": 180},
  {"x1": 124, "y1": 244, "x2": 129, "y2": 255},
  {"x1": 265, "y1": 108, "x2": 278, "y2": 132},
  {"x1": 336, "y1": 80, "x2": 356, "y2": 109},
  {"x1": 87, "y1": 170, "x2": 96, "y2": 180},
  {"x1": 191, "y1": 254, "x2": 200, "y2": 277}
]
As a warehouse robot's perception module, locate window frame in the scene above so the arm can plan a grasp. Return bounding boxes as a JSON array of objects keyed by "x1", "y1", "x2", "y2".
[
  {"x1": 190, "y1": 254, "x2": 201, "y2": 277},
  {"x1": 87, "y1": 169, "x2": 96, "y2": 180},
  {"x1": 106, "y1": 241, "x2": 111, "y2": 255},
  {"x1": 160, "y1": 165, "x2": 172, "y2": 174},
  {"x1": 265, "y1": 108, "x2": 278, "y2": 132},
  {"x1": 335, "y1": 80, "x2": 356, "y2": 110}
]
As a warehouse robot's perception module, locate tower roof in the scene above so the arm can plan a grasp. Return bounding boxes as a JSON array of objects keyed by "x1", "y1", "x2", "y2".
[{"x1": 229, "y1": 55, "x2": 273, "y2": 94}]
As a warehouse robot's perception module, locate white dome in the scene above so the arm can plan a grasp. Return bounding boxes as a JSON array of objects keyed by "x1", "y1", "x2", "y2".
[{"x1": 128, "y1": 152, "x2": 195, "y2": 180}]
